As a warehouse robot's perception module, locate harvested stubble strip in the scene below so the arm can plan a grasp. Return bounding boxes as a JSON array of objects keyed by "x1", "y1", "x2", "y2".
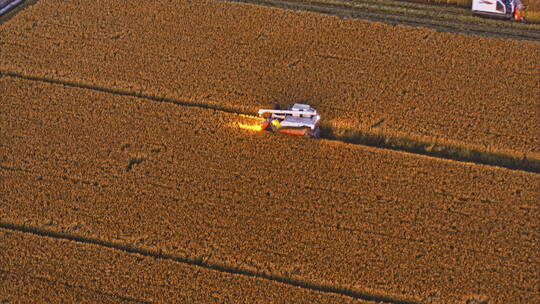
[
  {"x1": 2, "y1": 77, "x2": 539, "y2": 303},
  {"x1": 0, "y1": 229, "x2": 361, "y2": 304},
  {"x1": 0, "y1": 0, "x2": 539, "y2": 155},
  {"x1": 320, "y1": 123, "x2": 540, "y2": 173}
]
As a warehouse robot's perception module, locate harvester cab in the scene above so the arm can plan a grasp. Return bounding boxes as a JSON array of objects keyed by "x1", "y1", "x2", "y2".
[
  {"x1": 258, "y1": 103, "x2": 321, "y2": 138},
  {"x1": 472, "y1": 0, "x2": 525, "y2": 22}
]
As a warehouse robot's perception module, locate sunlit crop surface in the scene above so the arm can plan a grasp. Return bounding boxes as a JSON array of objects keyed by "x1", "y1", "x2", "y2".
[{"x1": 1, "y1": 0, "x2": 539, "y2": 303}]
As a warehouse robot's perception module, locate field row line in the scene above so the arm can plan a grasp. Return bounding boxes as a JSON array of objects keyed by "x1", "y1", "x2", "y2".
[
  {"x1": 2, "y1": 70, "x2": 539, "y2": 174},
  {"x1": 0, "y1": 221, "x2": 423, "y2": 304},
  {"x1": 3, "y1": 165, "x2": 533, "y2": 263},
  {"x1": 0, "y1": 71, "x2": 242, "y2": 115}
]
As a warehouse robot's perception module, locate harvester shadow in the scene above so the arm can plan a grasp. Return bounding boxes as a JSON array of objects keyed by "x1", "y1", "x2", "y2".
[{"x1": 319, "y1": 125, "x2": 540, "y2": 174}]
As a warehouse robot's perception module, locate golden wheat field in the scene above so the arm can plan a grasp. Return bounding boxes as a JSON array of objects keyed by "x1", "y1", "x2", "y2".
[
  {"x1": 1, "y1": 0, "x2": 539, "y2": 154},
  {"x1": 1, "y1": 76, "x2": 539, "y2": 303},
  {"x1": 1, "y1": 0, "x2": 539, "y2": 303}
]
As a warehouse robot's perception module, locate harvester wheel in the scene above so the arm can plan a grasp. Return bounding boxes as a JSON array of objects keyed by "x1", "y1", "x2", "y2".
[
  {"x1": 305, "y1": 127, "x2": 320, "y2": 139},
  {"x1": 313, "y1": 127, "x2": 321, "y2": 138},
  {"x1": 304, "y1": 129, "x2": 315, "y2": 139}
]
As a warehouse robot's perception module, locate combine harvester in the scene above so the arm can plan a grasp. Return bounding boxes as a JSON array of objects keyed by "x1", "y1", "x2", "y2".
[
  {"x1": 472, "y1": 0, "x2": 525, "y2": 21},
  {"x1": 258, "y1": 103, "x2": 321, "y2": 138},
  {"x1": 0, "y1": 0, "x2": 23, "y2": 16}
]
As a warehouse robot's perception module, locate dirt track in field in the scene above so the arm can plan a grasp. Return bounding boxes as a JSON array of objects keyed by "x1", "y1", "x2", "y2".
[
  {"x1": 2, "y1": 76, "x2": 539, "y2": 303},
  {"x1": 1, "y1": 0, "x2": 539, "y2": 158},
  {"x1": 0, "y1": 229, "x2": 364, "y2": 304},
  {"x1": 225, "y1": 0, "x2": 540, "y2": 40}
]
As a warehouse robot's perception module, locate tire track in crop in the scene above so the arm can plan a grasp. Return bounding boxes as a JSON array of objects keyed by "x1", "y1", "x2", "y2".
[
  {"x1": 0, "y1": 71, "x2": 242, "y2": 116},
  {"x1": 223, "y1": 0, "x2": 540, "y2": 41},
  {"x1": 0, "y1": 221, "x2": 422, "y2": 304},
  {"x1": 0, "y1": 268, "x2": 153, "y2": 304},
  {"x1": 2, "y1": 71, "x2": 539, "y2": 174}
]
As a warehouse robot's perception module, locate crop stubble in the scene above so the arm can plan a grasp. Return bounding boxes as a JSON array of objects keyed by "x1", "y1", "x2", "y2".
[
  {"x1": 0, "y1": 0, "x2": 539, "y2": 156},
  {"x1": 1, "y1": 77, "x2": 539, "y2": 303}
]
